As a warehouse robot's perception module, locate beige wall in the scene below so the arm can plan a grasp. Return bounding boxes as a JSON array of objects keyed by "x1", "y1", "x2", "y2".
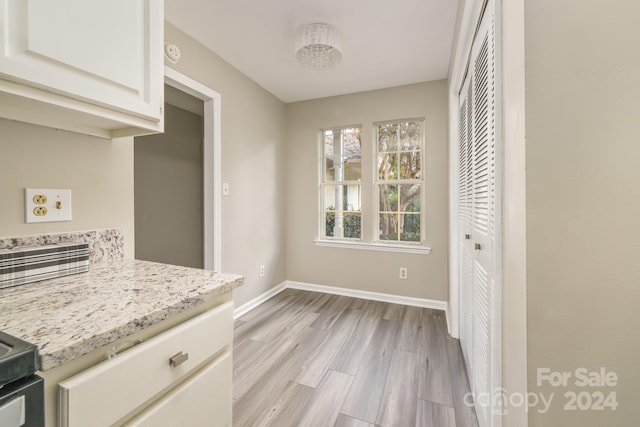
[
  {"x1": 0, "y1": 119, "x2": 135, "y2": 257},
  {"x1": 525, "y1": 0, "x2": 640, "y2": 425},
  {"x1": 165, "y1": 23, "x2": 287, "y2": 308},
  {"x1": 285, "y1": 81, "x2": 449, "y2": 301}
]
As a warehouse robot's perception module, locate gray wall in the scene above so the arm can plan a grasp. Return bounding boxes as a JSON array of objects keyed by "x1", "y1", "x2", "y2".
[
  {"x1": 0, "y1": 120, "x2": 135, "y2": 257},
  {"x1": 135, "y1": 102, "x2": 204, "y2": 269},
  {"x1": 165, "y1": 23, "x2": 288, "y2": 308},
  {"x1": 525, "y1": 0, "x2": 640, "y2": 425},
  {"x1": 285, "y1": 81, "x2": 450, "y2": 301}
]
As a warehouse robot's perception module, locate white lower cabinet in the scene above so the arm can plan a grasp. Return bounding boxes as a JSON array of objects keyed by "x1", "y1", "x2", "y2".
[
  {"x1": 57, "y1": 301, "x2": 233, "y2": 427},
  {"x1": 126, "y1": 352, "x2": 231, "y2": 427}
]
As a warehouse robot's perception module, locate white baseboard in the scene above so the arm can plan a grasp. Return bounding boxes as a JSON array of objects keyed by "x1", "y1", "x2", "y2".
[
  {"x1": 285, "y1": 280, "x2": 448, "y2": 312},
  {"x1": 233, "y1": 282, "x2": 287, "y2": 319},
  {"x1": 234, "y1": 280, "x2": 450, "y2": 327}
]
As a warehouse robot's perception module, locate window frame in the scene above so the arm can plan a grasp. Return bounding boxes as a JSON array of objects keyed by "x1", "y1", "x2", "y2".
[
  {"x1": 373, "y1": 118, "x2": 427, "y2": 247},
  {"x1": 318, "y1": 125, "x2": 363, "y2": 242},
  {"x1": 315, "y1": 119, "x2": 430, "y2": 255}
]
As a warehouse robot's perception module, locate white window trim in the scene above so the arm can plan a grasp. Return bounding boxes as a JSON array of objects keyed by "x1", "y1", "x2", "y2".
[
  {"x1": 373, "y1": 118, "x2": 427, "y2": 246},
  {"x1": 316, "y1": 120, "x2": 431, "y2": 254},
  {"x1": 314, "y1": 239, "x2": 431, "y2": 255},
  {"x1": 318, "y1": 125, "x2": 363, "y2": 241}
]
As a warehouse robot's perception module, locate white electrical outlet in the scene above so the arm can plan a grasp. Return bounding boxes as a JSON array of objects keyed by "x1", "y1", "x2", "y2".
[
  {"x1": 399, "y1": 267, "x2": 408, "y2": 280},
  {"x1": 259, "y1": 265, "x2": 265, "y2": 277},
  {"x1": 25, "y1": 188, "x2": 72, "y2": 223}
]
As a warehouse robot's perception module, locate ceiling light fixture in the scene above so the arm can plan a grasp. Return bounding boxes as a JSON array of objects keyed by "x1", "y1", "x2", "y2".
[{"x1": 295, "y1": 23, "x2": 342, "y2": 71}]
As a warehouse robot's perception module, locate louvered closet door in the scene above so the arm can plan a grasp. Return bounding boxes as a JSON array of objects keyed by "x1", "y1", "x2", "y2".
[
  {"x1": 458, "y1": 75, "x2": 474, "y2": 375},
  {"x1": 457, "y1": 1, "x2": 497, "y2": 426}
]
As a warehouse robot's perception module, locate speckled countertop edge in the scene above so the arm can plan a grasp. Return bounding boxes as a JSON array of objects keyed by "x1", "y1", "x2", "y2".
[{"x1": 0, "y1": 259, "x2": 243, "y2": 370}]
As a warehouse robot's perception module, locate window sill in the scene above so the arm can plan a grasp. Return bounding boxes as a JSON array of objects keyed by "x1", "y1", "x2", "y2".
[{"x1": 314, "y1": 239, "x2": 431, "y2": 255}]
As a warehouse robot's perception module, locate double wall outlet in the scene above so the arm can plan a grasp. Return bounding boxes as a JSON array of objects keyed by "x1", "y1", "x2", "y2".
[
  {"x1": 259, "y1": 265, "x2": 265, "y2": 277},
  {"x1": 399, "y1": 267, "x2": 408, "y2": 280},
  {"x1": 25, "y1": 188, "x2": 72, "y2": 223}
]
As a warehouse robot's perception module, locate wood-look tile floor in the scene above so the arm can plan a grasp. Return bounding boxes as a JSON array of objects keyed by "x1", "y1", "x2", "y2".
[{"x1": 232, "y1": 289, "x2": 478, "y2": 427}]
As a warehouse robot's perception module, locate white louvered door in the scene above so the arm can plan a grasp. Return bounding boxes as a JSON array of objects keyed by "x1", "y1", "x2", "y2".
[
  {"x1": 457, "y1": 1, "x2": 498, "y2": 426},
  {"x1": 458, "y1": 75, "x2": 474, "y2": 373}
]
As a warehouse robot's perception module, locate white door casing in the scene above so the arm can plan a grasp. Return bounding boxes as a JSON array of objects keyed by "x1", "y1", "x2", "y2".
[{"x1": 164, "y1": 67, "x2": 222, "y2": 272}]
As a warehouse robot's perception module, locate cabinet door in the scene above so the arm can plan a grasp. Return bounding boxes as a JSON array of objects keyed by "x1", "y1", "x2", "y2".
[
  {"x1": 0, "y1": 0, "x2": 163, "y2": 122},
  {"x1": 126, "y1": 352, "x2": 232, "y2": 427},
  {"x1": 58, "y1": 301, "x2": 233, "y2": 427}
]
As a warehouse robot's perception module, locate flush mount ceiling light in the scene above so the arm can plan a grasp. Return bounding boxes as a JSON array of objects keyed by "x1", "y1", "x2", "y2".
[{"x1": 295, "y1": 23, "x2": 342, "y2": 71}]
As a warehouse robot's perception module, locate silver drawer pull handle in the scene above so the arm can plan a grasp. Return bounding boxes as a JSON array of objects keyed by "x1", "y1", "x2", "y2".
[
  {"x1": 475, "y1": 243, "x2": 482, "y2": 251},
  {"x1": 464, "y1": 234, "x2": 471, "y2": 240},
  {"x1": 169, "y1": 351, "x2": 189, "y2": 367}
]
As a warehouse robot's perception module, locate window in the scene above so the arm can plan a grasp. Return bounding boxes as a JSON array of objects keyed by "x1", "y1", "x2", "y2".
[
  {"x1": 321, "y1": 126, "x2": 362, "y2": 239},
  {"x1": 376, "y1": 120, "x2": 424, "y2": 243},
  {"x1": 318, "y1": 119, "x2": 426, "y2": 252}
]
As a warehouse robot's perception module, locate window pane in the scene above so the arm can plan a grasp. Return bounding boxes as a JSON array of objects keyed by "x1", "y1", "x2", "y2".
[
  {"x1": 326, "y1": 210, "x2": 361, "y2": 239},
  {"x1": 378, "y1": 123, "x2": 398, "y2": 152},
  {"x1": 325, "y1": 184, "x2": 361, "y2": 211},
  {"x1": 324, "y1": 130, "x2": 335, "y2": 180},
  {"x1": 399, "y1": 122, "x2": 422, "y2": 151},
  {"x1": 378, "y1": 184, "x2": 421, "y2": 243},
  {"x1": 343, "y1": 128, "x2": 361, "y2": 181},
  {"x1": 323, "y1": 185, "x2": 337, "y2": 210},
  {"x1": 324, "y1": 130, "x2": 334, "y2": 157},
  {"x1": 343, "y1": 184, "x2": 361, "y2": 211},
  {"x1": 399, "y1": 151, "x2": 421, "y2": 179},
  {"x1": 398, "y1": 184, "x2": 421, "y2": 212},
  {"x1": 379, "y1": 213, "x2": 399, "y2": 241},
  {"x1": 325, "y1": 210, "x2": 335, "y2": 237},
  {"x1": 400, "y1": 214, "x2": 421, "y2": 242},
  {"x1": 379, "y1": 213, "x2": 421, "y2": 243},
  {"x1": 378, "y1": 184, "x2": 398, "y2": 212},
  {"x1": 378, "y1": 152, "x2": 398, "y2": 180},
  {"x1": 343, "y1": 212, "x2": 361, "y2": 239},
  {"x1": 323, "y1": 183, "x2": 361, "y2": 239},
  {"x1": 325, "y1": 128, "x2": 361, "y2": 182}
]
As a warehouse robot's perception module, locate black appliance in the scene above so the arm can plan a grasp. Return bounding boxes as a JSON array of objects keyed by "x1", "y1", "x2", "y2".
[{"x1": 0, "y1": 331, "x2": 44, "y2": 427}]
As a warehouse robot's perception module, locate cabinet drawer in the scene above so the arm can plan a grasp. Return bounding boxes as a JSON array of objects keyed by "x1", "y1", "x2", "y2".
[
  {"x1": 58, "y1": 301, "x2": 233, "y2": 427},
  {"x1": 125, "y1": 352, "x2": 231, "y2": 427}
]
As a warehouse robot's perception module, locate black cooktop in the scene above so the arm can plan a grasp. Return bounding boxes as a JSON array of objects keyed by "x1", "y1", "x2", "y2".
[{"x1": 0, "y1": 331, "x2": 39, "y2": 387}]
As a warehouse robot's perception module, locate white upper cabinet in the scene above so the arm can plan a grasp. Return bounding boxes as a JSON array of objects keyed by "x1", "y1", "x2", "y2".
[{"x1": 0, "y1": 0, "x2": 164, "y2": 138}]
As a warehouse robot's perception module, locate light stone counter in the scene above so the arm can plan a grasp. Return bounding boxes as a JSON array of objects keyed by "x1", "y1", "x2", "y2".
[{"x1": 0, "y1": 259, "x2": 243, "y2": 370}]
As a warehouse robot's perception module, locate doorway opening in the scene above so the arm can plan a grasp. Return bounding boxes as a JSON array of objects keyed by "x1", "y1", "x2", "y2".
[
  {"x1": 135, "y1": 85, "x2": 204, "y2": 268},
  {"x1": 134, "y1": 67, "x2": 222, "y2": 271}
]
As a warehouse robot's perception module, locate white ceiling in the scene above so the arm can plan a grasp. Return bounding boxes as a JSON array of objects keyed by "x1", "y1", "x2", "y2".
[{"x1": 165, "y1": 0, "x2": 459, "y2": 103}]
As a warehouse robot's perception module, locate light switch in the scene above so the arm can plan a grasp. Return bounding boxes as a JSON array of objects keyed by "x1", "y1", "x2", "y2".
[
  {"x1": 223, "y1": 183, "x2": 230, "y2": 196},
  {"x1": 25, "y1": 188, "x2": 72, "y2": 223}
]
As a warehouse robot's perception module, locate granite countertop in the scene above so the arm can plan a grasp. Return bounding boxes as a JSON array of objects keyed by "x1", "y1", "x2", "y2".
[{"x1": 0, "y1": 259, "x2": 243, "y2": 371}]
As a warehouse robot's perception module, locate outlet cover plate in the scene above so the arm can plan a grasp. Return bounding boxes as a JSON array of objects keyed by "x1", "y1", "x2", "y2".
[{"x1": 25, "y1": 188, "x2": 72, "y2": 223}]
